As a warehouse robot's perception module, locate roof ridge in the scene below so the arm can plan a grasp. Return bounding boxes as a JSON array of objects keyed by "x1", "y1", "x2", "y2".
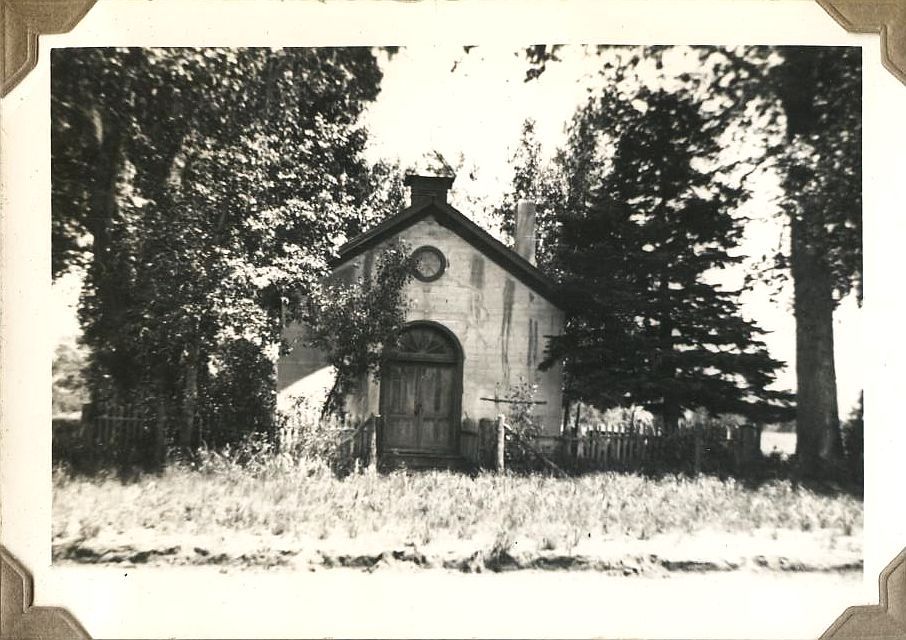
[{"x1": 336, "y1": 200, "x2": 563, "y2": 309}]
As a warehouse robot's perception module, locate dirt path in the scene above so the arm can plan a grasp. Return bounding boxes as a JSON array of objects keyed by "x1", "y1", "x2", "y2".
[{"x1": 54, "y1": 526, "x2": 862, "y2": 575}]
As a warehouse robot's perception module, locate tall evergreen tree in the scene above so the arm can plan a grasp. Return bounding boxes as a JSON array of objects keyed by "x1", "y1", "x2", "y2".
[{"x1": 548, "y1": 89, "x2": 790, "y2": 429}]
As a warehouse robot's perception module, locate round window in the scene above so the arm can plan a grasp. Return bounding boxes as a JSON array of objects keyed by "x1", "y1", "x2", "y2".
[{"x1": 411, "y1": 245, "x2": 446, "y2": 282}]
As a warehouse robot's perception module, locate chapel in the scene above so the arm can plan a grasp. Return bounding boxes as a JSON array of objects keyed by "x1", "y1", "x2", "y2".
[{"x1": 277, "y1": 173, "x2": 564, "y2": 468}]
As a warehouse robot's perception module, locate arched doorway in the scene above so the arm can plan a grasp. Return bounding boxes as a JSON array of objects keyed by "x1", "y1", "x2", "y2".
[{"x1": 380, "y1": 322, "x2": 463, "y2": 458}]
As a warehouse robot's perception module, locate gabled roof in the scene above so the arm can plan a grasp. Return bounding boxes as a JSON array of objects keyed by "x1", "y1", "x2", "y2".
[{"x1": 337, "y1": 198, "x2": 563, "y2": 309}]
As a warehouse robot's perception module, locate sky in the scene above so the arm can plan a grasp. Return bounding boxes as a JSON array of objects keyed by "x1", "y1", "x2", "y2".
[
  {"x1": 51, "y1": 44, "x2": 863, "y2": 419},
  {"x1": 362, "y1": 44, "x2": 602, "y2": 214}
]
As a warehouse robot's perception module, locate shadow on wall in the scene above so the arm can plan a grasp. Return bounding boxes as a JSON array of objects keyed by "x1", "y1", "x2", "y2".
[{"x1": 277, "y1": 365, "x2": 335, "y2": 415}]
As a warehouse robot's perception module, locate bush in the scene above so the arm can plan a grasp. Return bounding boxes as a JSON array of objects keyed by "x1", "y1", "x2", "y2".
[
  {"x1": 52, "y1": 407, "x2": 162, "y2": 477},
  {"x1": 195, "y1": 339, "x2": 279, "y2": 449},
  {"x1": 841, "y1": 395, "x2": 863, "y2": 485},
  {"x1": 190, "y1": 430, "x2": 333, "y2": 480},
  {"x1": 275, "y1": 396, "x2": 364, "y2": 475},
  {"x1": 52, "y1": 342, "x2": 89, "y2": 416},
  {"x1": 600, "y1": 405, "x2": 655, "y2": 434},
  {"x1": 52, "y1": 417, "x2": 93, "y2": 471},
  {"x1": 502, "y1": 377, "x2": 546, "y2": 472}
]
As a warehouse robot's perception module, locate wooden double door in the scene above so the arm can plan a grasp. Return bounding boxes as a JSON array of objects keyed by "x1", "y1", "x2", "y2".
[{"x1": 381, "y1": 325, "x2": 461, "y2": 457}]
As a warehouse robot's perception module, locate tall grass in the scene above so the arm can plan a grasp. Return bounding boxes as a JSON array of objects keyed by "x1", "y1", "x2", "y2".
[{"x1": 53, "y1": 442, "x2": 863, "y2": 555}]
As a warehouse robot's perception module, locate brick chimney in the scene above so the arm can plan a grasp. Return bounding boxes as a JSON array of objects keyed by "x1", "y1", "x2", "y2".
[
  {"x1": 405, "y1": 174, "x2": 455, "y2": 207},
  {"x1": 514, "y1": 199, "x2": 537, "y2": 265}
]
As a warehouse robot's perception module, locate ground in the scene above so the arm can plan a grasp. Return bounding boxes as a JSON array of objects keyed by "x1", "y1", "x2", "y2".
[
  {"x1": 51, "y1": 461, "x2": 865, "y2": 637},
  {"x1": 53, "y1": 566, "x2": 866, "y2": 639},
  {"x1": 761, "y1": 430, "x2": 797, "y2": 458},
  {"x1": 53, "y1": 460, "x2": 862, "y2": 577}
]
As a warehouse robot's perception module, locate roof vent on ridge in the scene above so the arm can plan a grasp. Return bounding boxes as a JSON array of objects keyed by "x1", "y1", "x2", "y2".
[{"x1": 405, "y1": 174, "x2": 455, "y2": 207}]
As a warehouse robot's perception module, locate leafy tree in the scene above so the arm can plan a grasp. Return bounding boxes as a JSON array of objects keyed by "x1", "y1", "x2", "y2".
[
  {"x1": 494, "y1": 119, "x2": 564, "y2": 271},
  {"x1": 51, "y1": 47, "x2": 386, "y2": 453},
  {"x1": 547, "y1": 89, "x2": 790, "y2": 430},
  {"x1": 768, "y1": 47, "x2": 861, "y2": 471},
  {"x1": 298, "y1": 243, "x2": 414, "y2": 417},
  {"x1": 355, "y1": 159, "x2": 408, "y2": 231}
]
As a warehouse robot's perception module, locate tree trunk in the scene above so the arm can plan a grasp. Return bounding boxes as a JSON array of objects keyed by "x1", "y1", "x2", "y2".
[
  {"x1": 776, "y1": 49, "x2": 847, "y2": 477},
  {"x1": 179, "y1": 342, "x2": 201, "y2": 453},
  {"x1": 320, "y1": 372, "x2": 349, "y2": 422},
  {"x1": 166, "y1": 132, "x2": 203, "y2": 455},
  {"x1": 85, "y1": 106, "x2": 123, "y2": 256},
  {"x1": 657, "y1": 277, "x2": 680, "y2": 433},
  {"x1": 84, "y1": 112, "x2": 133, "y2": 401},
  {"x1": 661, "y1": 400, "x2": 680, "y2": 434},
  {"x1": 790, "y1": 214, "x2": 842, "y2": 472}
]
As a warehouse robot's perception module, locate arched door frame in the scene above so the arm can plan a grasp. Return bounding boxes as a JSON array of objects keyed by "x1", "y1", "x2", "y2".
[{"x1": 379, "y1": 321, "x2": 464, "y2": 457}]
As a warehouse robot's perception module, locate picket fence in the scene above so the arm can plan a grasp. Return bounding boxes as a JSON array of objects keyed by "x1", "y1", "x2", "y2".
[
  {"x1": 62, "y1": 404, "x2": 381, "y2": 470},
  {"x1": 561, "y1": 424, "x2": 661, "y2": 470},
  {"x1": 57, "y1": 404, "x2": 163, "y2": 465},
  {"x1": 330, "y1": 414, "x2": 379, "y2": 473},
  {"x1": 62, "y1": 403, "x2": 761, "y2": 475},
  {"x1": 555, "y1": 422, "x2": 763, "y2": 473}
]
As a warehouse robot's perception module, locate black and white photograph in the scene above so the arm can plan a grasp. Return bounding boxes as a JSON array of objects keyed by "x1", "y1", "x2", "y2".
[{"x1": 5, "y1": 1, "x2": 905, "y2": 638}]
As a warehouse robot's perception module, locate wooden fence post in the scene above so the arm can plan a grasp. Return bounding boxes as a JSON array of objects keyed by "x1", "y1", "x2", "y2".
[
  {"x1": 693, "y1": 423, "x2": 703, "y2": 475},
  {"x1": 154, "y1": 397, "x2": 167, "y2": 466},
  {"x1": 732, "y1": 426, "x2": 743, "y2": 471},
  {"x1": 572, "y1": 403, "x2": 581, "y2": 459},
  {"x1": 496, "y1": 414, "x2": 505, "y2": 473},
  {"x1": 368, "y1": 414, "x2": 378, "y2": 471}
]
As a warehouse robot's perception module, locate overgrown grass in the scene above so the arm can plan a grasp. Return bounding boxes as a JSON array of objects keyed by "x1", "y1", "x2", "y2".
[{"x1": 53, "y1": 447, "x2": 863, "y2": 558}]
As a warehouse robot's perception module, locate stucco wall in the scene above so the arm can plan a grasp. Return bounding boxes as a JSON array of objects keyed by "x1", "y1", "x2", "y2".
[{"x1": 278, "y1": 214, "x2": 565, "y2": 437}]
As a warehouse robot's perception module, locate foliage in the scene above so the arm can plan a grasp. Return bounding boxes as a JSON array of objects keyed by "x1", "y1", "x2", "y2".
[
  {"x1": 840, "y1": 393, "x2": 863, "y2": 485},
  {"x1": 770, "y1": 47, "x2": 862, "y2": 304},
  {"x1": 51, "y1": 410, "x2": 161, "y2": 477},
  {"x1": 352, "y1": 157, "x2": 408, "y2": 232},
  {"x1": 545, "y1": 88, "x2": 790, "y2": 427},
  {"x1": 564, "y1": 401, "x2": 647, "y2": 435},
  {"x1": 298, "y1": 242, "x2": 415, "y2": 416},
  {"x1": 500, "y1": 377, "x2": 543, "y2": 470},
  {"x1": 196, "y1": 339, "x2": 279, "y2": 448},
  {"x1": 274, "y1": 395, "x2": 364, "y2": 472},
  {"x1": 503, "y1": 376, "x2": 542, "y2": 438},
  {"x1": 52, "y1": 418, "x2": 92, "y2": 474},
  {"x1": 600, "y1": 405, "x2": 655, "y2": 434},
  {"x1": 520, "y1": 44, "x2": 860, "y2": 472},
  {"x1": 408, "y1": 150, "x2": 494, "y2": 226},
  {"x1": 52, "y1": 342, "x2": 89, "y2": 415},
  {"x1": 51, "y1": 47, "x2": 387, "y2": 448},
  {"x1": 493, "y1": 120, "x2": 565, "y2": 270}
]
